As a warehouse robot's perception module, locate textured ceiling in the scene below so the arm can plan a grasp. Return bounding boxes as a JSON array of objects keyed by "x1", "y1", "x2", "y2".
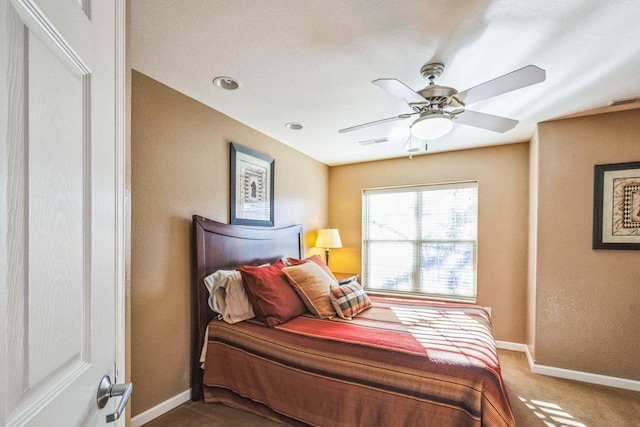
[{"x1": 131, "y1": 0, "x2": 640, "y2": 166}]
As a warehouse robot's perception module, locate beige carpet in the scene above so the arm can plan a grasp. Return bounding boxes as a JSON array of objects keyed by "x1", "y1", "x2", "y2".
[
  {"x1": 144, "y1": 349, "x2": 640, "y2": 426},
  {"x1": 499, "y1": 350, "x2": 640, "y2": 427}
]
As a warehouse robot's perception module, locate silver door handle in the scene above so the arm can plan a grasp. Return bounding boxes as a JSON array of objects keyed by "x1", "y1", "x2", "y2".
[{"x1": 97, "y1": 375, "x2": 133, "y2": 423}]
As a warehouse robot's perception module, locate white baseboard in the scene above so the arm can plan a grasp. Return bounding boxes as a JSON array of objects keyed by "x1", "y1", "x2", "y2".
[
  {"x1": 528, "y1": 356, "x2": 640, "y2": 392},
  {"x1": 131, "y1": 389, "x2": 191, "y2": 427},
  {"x1": 496, "y1": 341, "x2": 640, "y2": 392},
  {"x1": 495, "y1": 340, "x2": 528, "y2": 352}
]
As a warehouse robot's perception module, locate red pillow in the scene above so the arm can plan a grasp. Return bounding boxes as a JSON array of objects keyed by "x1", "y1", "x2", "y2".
[
  {"x1": 239, "y1": 260, "x2": 306, "y2": 327},
  {"x1": 287, "y1": 254, "x2": 338, "y2": 284}
]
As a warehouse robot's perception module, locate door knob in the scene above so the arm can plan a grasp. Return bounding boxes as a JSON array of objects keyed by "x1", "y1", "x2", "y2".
[{"x1": 96, "y1": 375, "x2": 133, "y2": 422}]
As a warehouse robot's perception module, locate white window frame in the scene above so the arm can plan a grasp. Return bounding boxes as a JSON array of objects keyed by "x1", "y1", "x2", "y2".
[{"x1": 362, "y1": 181, "x2": 478, "y2": 302}]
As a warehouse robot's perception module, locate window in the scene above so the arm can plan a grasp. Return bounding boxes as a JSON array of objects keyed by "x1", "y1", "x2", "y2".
[{"x1": 362, "y1": 181, "x2": 478, "y2": 301}]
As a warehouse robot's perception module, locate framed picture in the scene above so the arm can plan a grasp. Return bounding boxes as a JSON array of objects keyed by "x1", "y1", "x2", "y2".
[
  {"x1": 230, "y1": 142, "x2": 275, "y2": 227},
  {"x1": 593, "y1": 161, "x2": 640, "y2": 250}
]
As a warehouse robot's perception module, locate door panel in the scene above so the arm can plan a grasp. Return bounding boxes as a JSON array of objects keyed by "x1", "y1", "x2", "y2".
[
  {"x1": 27, "y1": 29, "x2": 86, "y2": 388},
  {"x1": 1, "y1": 0, "x2": 125, "y2": 425}
]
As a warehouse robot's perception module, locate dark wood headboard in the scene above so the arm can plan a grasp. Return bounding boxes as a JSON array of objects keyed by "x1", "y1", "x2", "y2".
[{"x1": 191, "y1": 215, "x2": 303, "y2": 400}]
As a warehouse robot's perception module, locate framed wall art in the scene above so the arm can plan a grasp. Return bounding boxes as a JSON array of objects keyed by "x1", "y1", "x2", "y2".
[
  {"x1": 230, "y1": 142, "x2": 275, "y2": 227},
  {"x1": 593, "y1": 161, "x2": 640, "y2": 250}
]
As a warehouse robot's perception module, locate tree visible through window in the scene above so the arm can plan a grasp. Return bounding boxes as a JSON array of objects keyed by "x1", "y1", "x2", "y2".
[{"x1": 362, "y1": 182, "x2": 478, "y2": 301}]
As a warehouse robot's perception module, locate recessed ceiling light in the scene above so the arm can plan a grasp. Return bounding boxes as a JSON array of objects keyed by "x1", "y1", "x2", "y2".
[
  {"x1": 212, "y1": 76, "x2": 239, "y2": 90},
  {"x1": 285, "y1": 122, "x2": 303, "y2": 130}
]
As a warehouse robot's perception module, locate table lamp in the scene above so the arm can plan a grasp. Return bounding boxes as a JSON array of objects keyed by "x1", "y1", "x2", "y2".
[{"x1": 315, "y1": 229, "x2": 342, "y2": 267}]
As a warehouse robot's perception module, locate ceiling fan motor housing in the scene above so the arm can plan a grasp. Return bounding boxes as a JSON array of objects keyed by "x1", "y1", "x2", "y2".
[{"x1": 415, "y1": 85, "x2": 460, "y2": 110}]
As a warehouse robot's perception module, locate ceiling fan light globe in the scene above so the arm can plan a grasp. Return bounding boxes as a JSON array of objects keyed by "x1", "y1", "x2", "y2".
[{"x1": 410, "y1": 114, "x2": 453, "y2": 140}]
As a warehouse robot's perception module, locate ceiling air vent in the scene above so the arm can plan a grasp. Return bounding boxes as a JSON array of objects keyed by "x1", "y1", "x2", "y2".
[
  {"x1": 358, "y1": 137, "x2": 389, "y2": 146},
  {"x1": 608, "y1": 97, "x2": 640, "y2": 107}
]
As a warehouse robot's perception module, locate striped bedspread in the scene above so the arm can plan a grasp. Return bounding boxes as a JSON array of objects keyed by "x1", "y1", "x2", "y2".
[{"x1": 202, "y1": 297, "x2": 515, "y2": 427}]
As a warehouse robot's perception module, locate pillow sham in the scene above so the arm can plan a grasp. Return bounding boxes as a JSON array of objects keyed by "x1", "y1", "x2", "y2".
[
  {"x1": 239, "y1": 260, "x2": 306, "y2": 327},
  {"x1": 203, "y1": 270, "x2": 255, "y2": 324},
  {"x1": 283, "y1": 261, "x2": 337, "y2": 318},
  {"x1": 329, "y1": 281, "x2": 372, "y2": 320},
  {"x1": 287, "y1": 254, "x2": 338, "y2": 284}
]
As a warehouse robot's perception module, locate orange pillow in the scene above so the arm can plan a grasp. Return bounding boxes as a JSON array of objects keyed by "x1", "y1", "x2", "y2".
[
  {"x1": 287, "y1": 254, "x2": 338, "y2": 284},
  {"x1": 239, "y1": 260, "x2": 306, "y2": 327}
]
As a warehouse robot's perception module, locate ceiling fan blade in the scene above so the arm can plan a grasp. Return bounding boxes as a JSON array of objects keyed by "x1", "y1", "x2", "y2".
[
  {"x1": 455, "y1": 110, "x2": 518, "y2": 133},
  {"x1": 456, "y1": 65, "x2": 546, "y2": 105},
  {"x1": 338, "y1": 113, "x2": 417, "y2": 133},
  {"x1": 372, "y1": 78, "x2": 427, "y2": 104}
]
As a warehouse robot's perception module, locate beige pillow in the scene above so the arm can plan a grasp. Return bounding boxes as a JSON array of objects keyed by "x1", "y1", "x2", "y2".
[
  {"x1": 283, "y1": 262, "x2": 337, "y2": 318},
  {"x1": 287, "y1": 255, "x2": 339, "y2": 283}
]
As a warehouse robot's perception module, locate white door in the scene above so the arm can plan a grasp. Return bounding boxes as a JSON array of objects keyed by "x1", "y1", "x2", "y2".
[{"x1": 0, "y1": 0, "x2": 126, "y2": 425}]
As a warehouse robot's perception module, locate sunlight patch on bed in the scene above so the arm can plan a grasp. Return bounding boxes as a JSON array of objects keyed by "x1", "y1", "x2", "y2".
[{"x1": 390, "y1": 305, "x2": 498, "y2": 366}]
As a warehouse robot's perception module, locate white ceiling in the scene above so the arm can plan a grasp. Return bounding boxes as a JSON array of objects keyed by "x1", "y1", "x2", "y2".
[{"x1": 131, "y1": 0, "x2": 640, "y2": 166}]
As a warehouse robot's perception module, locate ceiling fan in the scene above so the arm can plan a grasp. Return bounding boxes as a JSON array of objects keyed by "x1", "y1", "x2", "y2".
[{"x1": 339, "y1": 62, "x2": 546, "y2": 142}]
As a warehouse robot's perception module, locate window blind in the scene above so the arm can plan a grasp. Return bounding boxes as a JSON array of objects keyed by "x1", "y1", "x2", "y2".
[{"x1": 362, "y1": 181, "x2": 478, "y2": 301}]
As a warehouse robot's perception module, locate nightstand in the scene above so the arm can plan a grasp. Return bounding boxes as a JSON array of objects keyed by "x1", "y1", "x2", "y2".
[{"x1": 333, "y1": 272, "x2": 359, "y2": 285}]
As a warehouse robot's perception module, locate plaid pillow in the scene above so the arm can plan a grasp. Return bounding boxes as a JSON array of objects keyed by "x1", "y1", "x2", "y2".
[{"x1": 329, "y1": 281, "x2": 371, "y2": 320}]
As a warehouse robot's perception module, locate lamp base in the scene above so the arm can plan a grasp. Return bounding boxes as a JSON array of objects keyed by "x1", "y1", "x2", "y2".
[{"x1": 324, "y1": 248, "x2": 331, "y2": 267}]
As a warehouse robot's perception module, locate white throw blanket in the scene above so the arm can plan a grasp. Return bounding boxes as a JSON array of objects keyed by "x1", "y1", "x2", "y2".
[{"x1": 203, "y1": 270, "x2": 255, "y2": 324}]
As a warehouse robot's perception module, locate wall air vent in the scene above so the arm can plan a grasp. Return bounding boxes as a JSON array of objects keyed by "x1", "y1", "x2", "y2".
[
  {"x1": 608, "y1": 97, "x2": 640, "y2": 107},
  {"x1": 358, "y1": 137, "x2": 389, "y2": 146}
]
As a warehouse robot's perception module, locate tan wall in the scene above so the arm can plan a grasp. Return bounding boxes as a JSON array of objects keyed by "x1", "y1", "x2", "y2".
[
  {"x1": 329, "y1": 144, "x2": 530, "y2": 343},
  {"x1": 532, "y1": 109, "x2": 640, "y2": 380},
  {"x1": 130, "y1": 71, "x2": 329, "y2": 416}
]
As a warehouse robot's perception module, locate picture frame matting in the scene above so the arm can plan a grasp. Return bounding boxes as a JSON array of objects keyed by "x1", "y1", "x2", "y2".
[{"x1": 593, "y1": 161, "x2": 640, "y2": 250}]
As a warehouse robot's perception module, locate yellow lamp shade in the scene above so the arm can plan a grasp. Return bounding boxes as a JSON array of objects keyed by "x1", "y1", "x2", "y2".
[{"x1": 315, "y1": 229, "x2": 342, "y2": 249}]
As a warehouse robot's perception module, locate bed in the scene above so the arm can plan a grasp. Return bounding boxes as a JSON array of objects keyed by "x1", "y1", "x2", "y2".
[{"x1": 192, "y1": 215, "x2": 515, "y2": 426}]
